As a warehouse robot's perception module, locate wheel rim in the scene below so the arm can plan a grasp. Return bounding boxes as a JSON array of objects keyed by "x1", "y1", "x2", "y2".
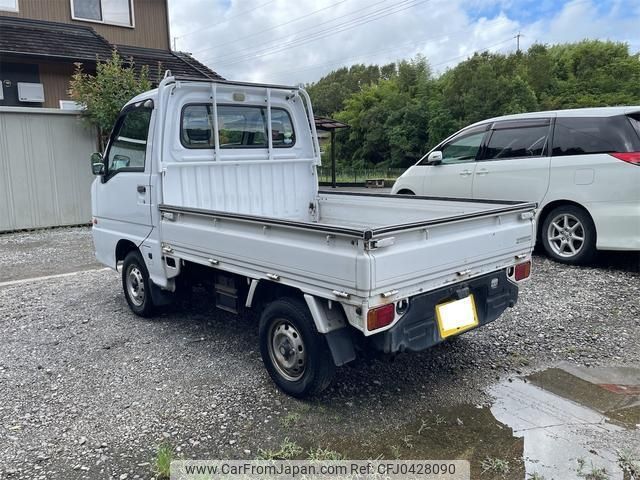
[
  {"x1": 267, "y1": 319, "x2": 306, "y2": 382},
  {"x1": 547, "y1": 213, "x2": 585, "y2": 258},
  {"x1": 126, "y1": 265, "x2": 145, "y2": 307}
]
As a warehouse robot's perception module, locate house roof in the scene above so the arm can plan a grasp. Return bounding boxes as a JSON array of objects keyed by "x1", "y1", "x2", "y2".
[
  {"x1": 0, "y1": 16, "x2": 222, "y2": 82},
  {"x1": 314, "y1": 116, "x2": 350, "y2": 131},
  {"x1": 115, "y1": 45, "x2": 222, "y2": 83},
  {"x1": 0, "y1": 16, "x2": 113, "y2": 61}
]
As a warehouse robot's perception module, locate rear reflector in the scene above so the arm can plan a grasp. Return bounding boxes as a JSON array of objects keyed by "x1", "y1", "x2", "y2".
[
  {"x1": 514, "y1": 261, "x2": 531, "y2": 281},
  {"x1": 610, "y1": 152, "x2": 640, "y2": 165},
  {"x1": 367, "y1": 304, "x2": 395, "y2": 331}
]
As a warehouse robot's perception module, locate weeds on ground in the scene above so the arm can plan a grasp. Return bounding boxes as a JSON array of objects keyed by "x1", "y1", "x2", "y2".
[
  {"x1": 617, "y1": 449, "x2": 639, "y2": 479},
  {"x1": 576, "y1": 457, "x2": 610, "y2": 480},
  {"x1": 434, "y1": 414, "x2": 447, "y2": 425},
  {"x1": 402, "y1": 435, "x2": 414, "y2": 449},
  {"x1": 257, "y1": 438, "x2": 303, "y2": 460},
  {"x1": 155, "y1": 443, "x2": 173, "y2": 479},
  {"x1": 390, "y1": 445, "x2": 401, "y2": 459},
  {"x1": 281, "y1": 412, "x2": 302, "y2": 428},
  {"x1": 528, "y1": 473, "x2": 546, "y2": 480},
  {"x1": 417, "y1": 419, "x2": 429, "y2": 435},
  {"x1": 306, "y1": 447, "x2": 344, "y2": 461},
  {"x1": 481, "y1": 456, "x2": 510, "y2": 477}
]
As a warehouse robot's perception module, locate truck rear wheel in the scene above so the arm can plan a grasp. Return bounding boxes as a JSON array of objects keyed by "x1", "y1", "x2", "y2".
[
  {"x1": 122, "y1": 250, "x2": 155, "y2": 317},
  {"x1": 259, "y1": 298, "x2": 335, "y2": 397}
]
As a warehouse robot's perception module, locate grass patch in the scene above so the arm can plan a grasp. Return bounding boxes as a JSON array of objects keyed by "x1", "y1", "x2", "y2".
[
  {"x1": 306, "y1": 447, "x2": 344, "y2": 461},
  {"x1": 257, "y1": 438, "x2": 303, "y2": 460},
  {"x1": 528, "y1": 473, "x2": 546, "y2": 480},
  {"x1": 576, "y1": 458, "x2": 610, "y2": 480},
  {"x1": 281, "y1": 412, "x2": 302, "y2": 428},
  {"x1": 617, "y1": 449, "x2": 639, "y2": 478},
  {"x1": 155, "y1": 443, "x2": 173, "y2": 479},
  {"x1": 481, "y1": 456, "x2": 510, "y2": 477}
]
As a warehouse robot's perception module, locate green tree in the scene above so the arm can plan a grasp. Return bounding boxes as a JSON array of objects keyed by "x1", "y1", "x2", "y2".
[
  {"x1": 69, "y1": 50, "x2": 152, "y2": 149},
  {"x1": 307, "y1": 40, "x2": 640, "y2": 170}
]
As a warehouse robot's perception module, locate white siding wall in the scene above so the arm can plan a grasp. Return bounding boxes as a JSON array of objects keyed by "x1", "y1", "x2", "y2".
[{"x1": 0, "y1": 107, "x2": 97, "y2": 232}]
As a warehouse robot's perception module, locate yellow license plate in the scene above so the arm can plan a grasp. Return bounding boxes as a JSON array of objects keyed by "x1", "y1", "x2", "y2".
[{"x1": 435, "y1": 294, "x2": 479, "y2": 339}]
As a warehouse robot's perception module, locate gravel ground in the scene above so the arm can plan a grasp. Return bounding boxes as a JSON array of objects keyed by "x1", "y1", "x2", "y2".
[
  {"x1": 0, "y1": 227, "x2": 100, "y2": 282},
  {"x1": 0, "y1": 227, "x2": 638, "y2": 479}
]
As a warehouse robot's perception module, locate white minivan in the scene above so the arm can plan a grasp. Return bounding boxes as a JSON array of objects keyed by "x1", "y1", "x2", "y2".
[{"x1": 391, "y1": 107, "x2": 640, "y2": 264}]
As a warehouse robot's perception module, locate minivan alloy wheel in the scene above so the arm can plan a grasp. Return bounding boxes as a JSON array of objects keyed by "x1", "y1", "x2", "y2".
[{"x1": 546, "y1": 213, "x2": 585, "y2": 258}]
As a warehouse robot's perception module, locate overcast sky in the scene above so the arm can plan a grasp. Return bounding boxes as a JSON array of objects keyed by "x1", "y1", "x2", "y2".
[{"x1": 167, "y1": 0, "x2": 640, "y2": 84}]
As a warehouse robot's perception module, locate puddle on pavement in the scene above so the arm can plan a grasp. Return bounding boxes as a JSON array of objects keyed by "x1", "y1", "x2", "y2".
[{"x1": 304, "y1": 364, "x2": 639, "y2": 479}]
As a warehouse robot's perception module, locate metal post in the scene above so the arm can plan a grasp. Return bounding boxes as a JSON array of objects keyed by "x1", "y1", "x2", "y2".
[
  {"x1": 211, "y1": 84, "x2": 220, "y2": 157},
  {"x1": 331, "y1": 129, "x2": 336, "y2": 189}
]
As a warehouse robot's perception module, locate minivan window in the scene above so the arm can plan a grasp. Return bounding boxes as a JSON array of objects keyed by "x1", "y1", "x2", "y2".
[
  {"x1": 418, "y1": 128, "x2": 486, "y2": 166},
  {"x1": 181, "y1": 104, "x2": 296, "y2": 149},
  {"x1": 106, "y1": 104, "x2": 152, "y2": 175},
  {"x1": 552, "y1": 116, "x2": 640, "y2": 156},
  {"x1": 484, "y1": 125, "x2": 549, "y2": 160},
  {"x1": 627, "y1": 113, "x2": 640, "y2": 139}
]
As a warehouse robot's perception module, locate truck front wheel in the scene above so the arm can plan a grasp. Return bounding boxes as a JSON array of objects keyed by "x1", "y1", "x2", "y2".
[
  {"x1": 259, "y1": 298, "x2": 335, "y2": 397},
  {"x1": 122, "y1": 250, "x2": 155, "y2": 317}
]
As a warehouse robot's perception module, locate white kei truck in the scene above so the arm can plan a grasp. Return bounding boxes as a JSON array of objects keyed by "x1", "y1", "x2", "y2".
[{"x1": 90, "y1": 75, "x2": 536, "y2": 397}]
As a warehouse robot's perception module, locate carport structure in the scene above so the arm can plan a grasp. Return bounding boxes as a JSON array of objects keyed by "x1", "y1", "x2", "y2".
[{"x1": 314, "y1": 116, "x2": 349, "y2": 188}]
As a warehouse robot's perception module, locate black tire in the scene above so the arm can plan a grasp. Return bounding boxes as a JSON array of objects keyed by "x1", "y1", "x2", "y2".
[
  {"x1": 397, "y1": 189, "x2": 415, "y2": 195},
  {"x1": 122, "y1": 250, "x2": 156, "y2": 317},
  {"x1": 541, "y1": 205, "x2": 596, "y2": 265},
  {"x1": 259, "y1": 298, "x2": 335, "y2": 397}
]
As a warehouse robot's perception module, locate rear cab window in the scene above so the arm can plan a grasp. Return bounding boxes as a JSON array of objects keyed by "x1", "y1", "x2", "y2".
[
  {"x1": 181, "y1": 104, "x2": 296, "y2": 149},
  {"x1": 552, "y1": 116, "x2": 640, "y2": 156}
]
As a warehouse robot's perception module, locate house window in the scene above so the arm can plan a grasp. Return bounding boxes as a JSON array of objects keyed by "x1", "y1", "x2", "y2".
[
  {"x1": 71, "y1": 0, "x2": 134, "y2": 27},
  {"x1": 0, "y1": 0, "x2": 18, "y2": 12}
]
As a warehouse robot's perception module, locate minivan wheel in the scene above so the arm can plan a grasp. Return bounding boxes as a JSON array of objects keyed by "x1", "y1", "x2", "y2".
[
  {"x1": 541, "y1": 206, "x2": 596, "y2": 265},
  {"x1": 259, "y1": 298, "x2": 335, "y2": 397},
  {"x1": 122, "y1": 250, "x2": 155, "y2": 317}
]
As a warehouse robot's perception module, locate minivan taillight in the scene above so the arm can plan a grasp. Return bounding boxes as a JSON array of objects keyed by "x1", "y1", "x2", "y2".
[{"x1": 610, "y1": 152, "x2": 640, "y2": 165}]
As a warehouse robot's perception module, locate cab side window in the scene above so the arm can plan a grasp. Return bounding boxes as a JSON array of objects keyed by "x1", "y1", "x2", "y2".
[
  {"x1": 107, "y1": 104, "x2": 152, "y2": 175},
  {"x1": 484, "y1": 124, "x2": 550, "y2": 160}
]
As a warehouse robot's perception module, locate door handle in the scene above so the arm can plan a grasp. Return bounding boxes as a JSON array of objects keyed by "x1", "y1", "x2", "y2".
[
  {"x1": 137, "y1": 185, "x2": 147, "y2": 193},
  {"x1": 459, "y1": 169, "x2": 472, "y2": 177},
  {"x1": 476, "y1": 169, "x2": 489, "y2": 176}
]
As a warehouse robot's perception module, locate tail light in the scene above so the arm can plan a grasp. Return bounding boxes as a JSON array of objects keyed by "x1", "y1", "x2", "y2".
[
  {"x1": 514, "y1": 261, "x2": 531, "y2": 281},
  {"x1": 610, "y1": 152, "x2": 640, "y2": 165},
  {"x1": 367, "y1": 304, "x2": 395, "y2": 331}
]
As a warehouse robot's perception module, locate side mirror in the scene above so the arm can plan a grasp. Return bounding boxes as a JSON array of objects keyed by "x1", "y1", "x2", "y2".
[
  {"x1": 91, "y1": 152, "x2": 105, "y2": 175},
  {"x1": 427, "y1": 150, "x2": 443, "y2": 165}
]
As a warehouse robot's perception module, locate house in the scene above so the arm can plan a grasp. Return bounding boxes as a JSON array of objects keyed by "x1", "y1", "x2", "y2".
[{"x1": 0, "y1": 0, "x2": 222, "y2": 108}]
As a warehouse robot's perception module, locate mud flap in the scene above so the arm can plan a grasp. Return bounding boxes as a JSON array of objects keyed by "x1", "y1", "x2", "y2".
[{"x1": 324, "y1": 328, "x2": 356, "y2": 366}]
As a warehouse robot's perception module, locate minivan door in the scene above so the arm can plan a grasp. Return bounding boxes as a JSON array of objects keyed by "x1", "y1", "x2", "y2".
[
  {"x1": 93, "y1": 101, "x2": 154, "y2": 265},
  {"x1": 421, "y1": 124, "x2": 489, "y2": 198},
  {"x1": 473, "y1": 119, "x2": 552, "y2": 203}
]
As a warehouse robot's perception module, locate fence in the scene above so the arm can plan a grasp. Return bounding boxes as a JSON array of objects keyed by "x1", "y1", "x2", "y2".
[
  {"x1": 0, "y1": 107, "x2": 97, "y2": 232},
  {"x1": 317, "y1": 167, "x2": 406, "y2": 184}
]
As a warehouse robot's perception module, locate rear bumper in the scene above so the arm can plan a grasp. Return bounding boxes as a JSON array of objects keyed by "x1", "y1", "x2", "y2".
[
  {"x1": 369, "y1": 269, "x2": 518, "y2": 354},
  {"x1": 587, "y1": 201, "x2": 640, "y2": 251}
]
